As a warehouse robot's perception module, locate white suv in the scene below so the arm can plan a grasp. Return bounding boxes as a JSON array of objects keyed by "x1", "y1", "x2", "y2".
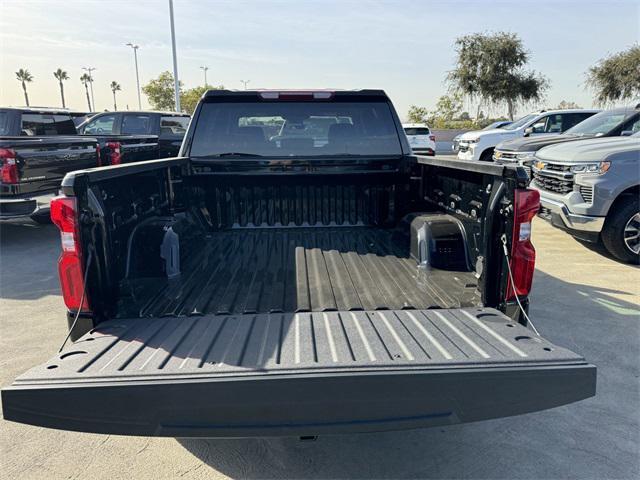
[
  {"x1": 457, "y1": 109, "x2": 599, "y2": 161},
  {"x1": 403, "y1": 123, "x2": 436, "y2": 156}
]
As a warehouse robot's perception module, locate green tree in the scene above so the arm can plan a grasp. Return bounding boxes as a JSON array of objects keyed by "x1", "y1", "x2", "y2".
[
  {"x1": 53, "y1": 68, "x2": 69, "y2": 108},
  {"x1": 15, "y1": 68, "x2": 34, "y2": 106},
  {"x1": 142, "y1": 71, "x2": 183, "y2": 111},
  {"x1": 447, "y1": 32, "x2": 549, "y2": 120},
  {"x1": 434, "y1": 93, "x2": 463, "y2": 121},
  {"x1": 555, "y1": 100, "x2": 581, "y2": 110},
  {"x1": 586, "y1": 45, "x2": 640, "y2": 106},
  {"x1": 407, "y1": 105, "x2": 430, "y2": 123},
  {"x1": 80, "y1": 73, "x2": 92, "y2": 111},
  {"x1": 110, "y1": 81, "x2": 121, "y2": 111},
  {"x1": 181, "y1": 85, "x2": 224, "y2": 114}
]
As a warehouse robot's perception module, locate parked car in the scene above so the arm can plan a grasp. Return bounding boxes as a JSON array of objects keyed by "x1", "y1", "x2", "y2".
[
  {"x1": 532, "y1": 133, "x2": 640, "y2": 263},
  {"x1": 78, "y1": 110, "x2": 191, "y2": 159},
  {"x1": 457, "y1": 109, "x2": 599, "y2": 161},
  {"x1": 0, "y1": 107, "x2": 100, "y2": 222},
  {"x1": 451, "y1": 120, "x2": 512, "y2": 153},
  {"x1": 494, "y1": 106, "x2": 640, "y2": 178},
  {"x1": 403, "y1": 123, "x2": 436, "y2": 155},
  {"x1": 1, "y1": 89, "x2": 595, "y2": 438}
]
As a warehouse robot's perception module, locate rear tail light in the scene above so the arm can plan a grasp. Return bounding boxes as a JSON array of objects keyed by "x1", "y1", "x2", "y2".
[
  {"x1": 429, "y1": 135, "x2": 436, "y2": 142},
  {"x1": 50, "y1": 196, "x2": 91, "y2": 312},
  {"x1": 106, "y1": 141, "x2": 122, "y2": 165},
  {"x1": 506, "y1": 188, "x2": 540, "y2": 300},
  {"x1": 96, "y1": 144, "x2": 101, "y2": 167},
  {"x1": 0, "y1": 148, "x2": 19, "y2": 184}
]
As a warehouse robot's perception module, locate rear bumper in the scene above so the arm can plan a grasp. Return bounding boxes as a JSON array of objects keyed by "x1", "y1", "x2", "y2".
[
  {"x1": 538, "y1": 196, "x2": 605, "y2": 236},
  {"x1": 0, "y1": 192, "x2": 56, "y2": 221}
]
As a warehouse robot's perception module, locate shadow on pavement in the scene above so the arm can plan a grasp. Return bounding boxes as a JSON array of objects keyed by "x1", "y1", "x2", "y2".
[
  {"x1": 0, "y1": 222, "x2": 61, "y2": 301},
  {"x1": 176, "y1": 270, "x2": 639, "y2": 479}
]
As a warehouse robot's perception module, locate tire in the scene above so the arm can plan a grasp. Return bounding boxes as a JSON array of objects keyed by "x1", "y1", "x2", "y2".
[
  {"x1": 601, "y1": 195, "x2": 640, "y2": 264},
  {"x1": 479, "y1": 149, "x2": 494, "y2": 162}
]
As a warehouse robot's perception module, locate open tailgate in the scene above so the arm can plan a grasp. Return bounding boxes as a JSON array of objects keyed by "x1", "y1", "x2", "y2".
[{"x1": 2, "y1": 308, "x2": 595, "y2": 437}]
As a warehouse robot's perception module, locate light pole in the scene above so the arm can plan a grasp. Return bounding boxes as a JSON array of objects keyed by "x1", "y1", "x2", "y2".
[
  {"x1": 240, "y1": 79, "x2": 250, "y2": 90},
  {"x1": 82, "y1": 67, "x2": 96, "y2": 111},
  {"x1": 168, "y1": 0, "x2": 181, "y2": 112},
  {"x1": 125, "y1": 43, "x2": 142, "y2": 109},
  {"x1": 200, "y1": 66, "x2": 209, "y2": 87}
]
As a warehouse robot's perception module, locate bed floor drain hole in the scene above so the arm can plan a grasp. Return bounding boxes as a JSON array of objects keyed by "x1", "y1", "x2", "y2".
[
  {"x1": 60, "y1": 351, "x2": 88, "y2": 360},
  {"x1": 543, "y1": 347, "x2": 553, "y2": 352},
  {"x1": 47, "y1": 365, "x2": 58, "y2": 369}
]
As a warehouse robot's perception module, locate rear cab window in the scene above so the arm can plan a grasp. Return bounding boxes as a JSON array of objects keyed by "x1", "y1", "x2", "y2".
[
  {"x1": 20, "y1": 113, "x2": 77, "y2": 136},
  {"x1": 160, "y1": 116, "x2": 190, "y2": 137},
  {"x1": 404, "y1": 127, "x2": 430, "y2": 136},
  {"x1": 190, "y1": 99, "x2": 402, "y2": 158},
  {"x1": 122, "y1": 114, "x2": 153, "y2": 135}
]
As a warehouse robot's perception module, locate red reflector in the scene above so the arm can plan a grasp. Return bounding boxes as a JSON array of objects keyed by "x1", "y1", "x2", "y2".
[
  {"x1": 106, "y1": 141, "x2": 122, "y2": 165},
  {"x1": 50, "y1": 196, "x2": 91, "y2": 312},
  {"x1": 506, "y1": 189, "x2": 540, "y2": 300},
  {"x1": 0, "y1": 148, "x2": 19, "y2": 184}
]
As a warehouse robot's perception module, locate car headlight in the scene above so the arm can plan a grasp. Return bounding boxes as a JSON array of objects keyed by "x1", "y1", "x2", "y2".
[
  {"x1": 570, "y1": 161, "x2": 611, "y2": 175},
  {"x1": 516, "y1": 152, "x2": 536, "y2": 161},
  {"x1": 464, "y1": 138, "x2": 479, "y2": 144}
]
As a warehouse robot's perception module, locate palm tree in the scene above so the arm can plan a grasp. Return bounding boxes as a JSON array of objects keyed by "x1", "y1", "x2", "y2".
[
  {"x1": 53, "y1": 68, "x2": 69, "y2": 108},
  {"x1": 15, "y1": 69, "x2": 34, "y2": 106},
  {"x1": 80, "y1": 73, "x2": 92, "y2": 112},
  {"x1": 110, "y1": 81, "x2": 121, "y2": 111}
]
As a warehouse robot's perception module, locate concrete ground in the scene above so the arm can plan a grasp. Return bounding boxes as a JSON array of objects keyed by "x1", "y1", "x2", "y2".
[{"x1": 1, "y1": 218, "x2": 638, "y2": 479}]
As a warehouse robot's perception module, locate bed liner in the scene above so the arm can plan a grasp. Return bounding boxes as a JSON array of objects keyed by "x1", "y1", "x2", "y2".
[{"x1": 121, "y1": 227, "x2": 480, "y2": 318}]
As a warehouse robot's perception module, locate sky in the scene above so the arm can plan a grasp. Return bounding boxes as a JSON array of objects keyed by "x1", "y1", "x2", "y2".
[{"x1": 0, "y1": 0, "x2": 638, "y2": 120}]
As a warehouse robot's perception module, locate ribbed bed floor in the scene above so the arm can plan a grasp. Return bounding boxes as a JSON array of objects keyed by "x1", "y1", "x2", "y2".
[{"x1": 120, "y1": 227, "x2": 480, "y2": 318}]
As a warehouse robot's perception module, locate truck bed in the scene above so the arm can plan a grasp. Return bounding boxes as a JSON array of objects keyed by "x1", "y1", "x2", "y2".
[
  {"x1": 121, "y1": 227, "x2": 480, "y2": 318},
  {"x1": 3, "y1": 308, "x2": 595, "y2": 437}
]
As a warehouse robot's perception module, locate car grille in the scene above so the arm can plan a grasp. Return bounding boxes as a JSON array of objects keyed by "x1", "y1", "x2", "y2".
[
  {"x1": 579, "y1": 185, "x2": 593, "y2": 203},
  {"x1": 532, "y1": 162, "x2": 574, "y2": 194}
]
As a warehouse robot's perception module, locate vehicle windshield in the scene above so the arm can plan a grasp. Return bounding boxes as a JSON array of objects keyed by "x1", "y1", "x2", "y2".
[
  {"x1": 0, "y1": 111, "x2": 9, "y2": 135},
  {"x1": 482, "y1": 121, "x2": 509, "y2": 130},
  {"x1": 501, "y1": 114, "x2": 538, "y2": 131},
  {"x1": 564, "y1": 110, "x2": 632, "y2": 136},
  {"x1": 190, "y1": 101, "x2": 402, "y2": 158}
]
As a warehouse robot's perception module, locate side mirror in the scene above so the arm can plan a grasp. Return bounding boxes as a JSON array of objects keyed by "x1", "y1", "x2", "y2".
[
  {"x1": 620, "y1": 130, "x2": 633, "y2": 137},
  {"x1": 524, "y1": 127, "x2": 534, "y2": 137}
]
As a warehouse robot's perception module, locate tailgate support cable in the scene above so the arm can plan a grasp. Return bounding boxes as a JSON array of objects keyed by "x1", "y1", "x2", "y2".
[
  {"x1": 58, "y1": 249, "x2": 93, "y2": 353},
  {"x1": 500, "y1": 234, "x2": 540, "y2": 336}
]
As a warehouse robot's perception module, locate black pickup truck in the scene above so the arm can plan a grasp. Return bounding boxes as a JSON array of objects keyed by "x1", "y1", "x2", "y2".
[
  {"x1": 0, "y1": 107, "x2": 99, "y2": 222},
  {"x1": 78, "y1": 110, "x2": 191, "y2": 160},
  {"x1": 2, "y1": 90, "x2": 595, "y2": 438},
  {"x1": 0, "y1": 108, "x2": 188, "y2": 222}
]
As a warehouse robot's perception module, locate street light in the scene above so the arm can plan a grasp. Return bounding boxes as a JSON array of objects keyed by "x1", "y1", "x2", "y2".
[
  {"x1": 82, "y1": 67, "x2": 96, "y2": 111},
  {"x1": 200, "y1": 66, "x2": 209, "y2": 87},
  {"x1": 168, "y1": 0, "x2": 181, "y2": 112},
  {"x1": 240, "y1": 79, "x2": 250, "y2": 90},
  {"x1": 125, "y1": 43, "x2": 142, "y2": 109}
]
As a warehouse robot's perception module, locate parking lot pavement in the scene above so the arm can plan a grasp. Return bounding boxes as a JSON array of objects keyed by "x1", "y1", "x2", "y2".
[{"x1": 1, "y1": 219, "x2": 638, "y2": 480}]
